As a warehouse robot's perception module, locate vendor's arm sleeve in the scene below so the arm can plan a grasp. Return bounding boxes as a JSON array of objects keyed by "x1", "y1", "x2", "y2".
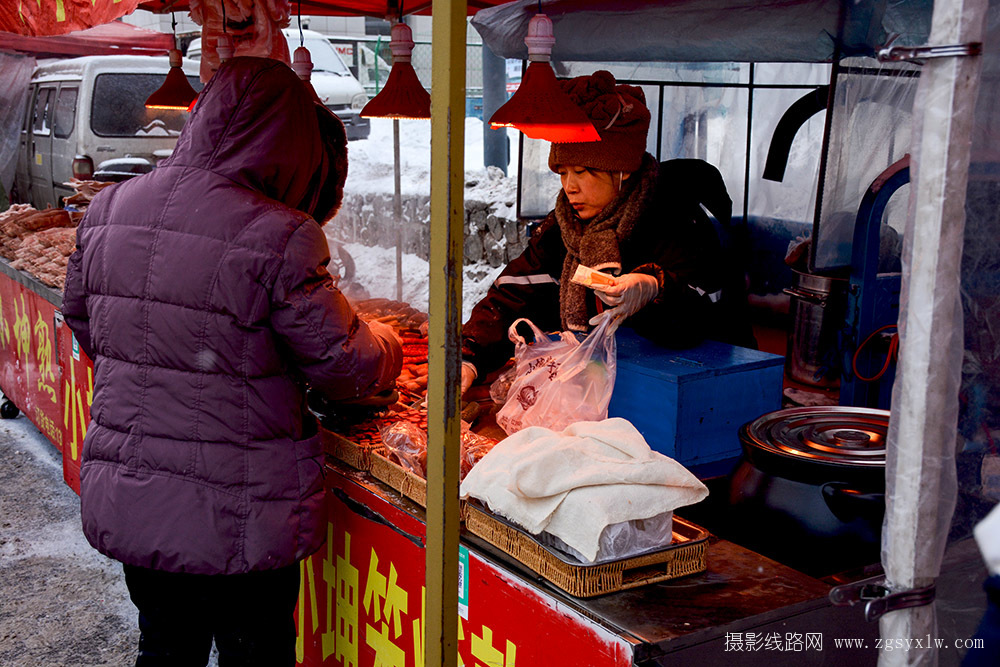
[
  {"x1": 625, "y1": 216, "x2": 726, "y2": 348},
  {"x1": 270, "y1": 219, "x2": 399, "y2": 400},
  {"x1": 61, "y1": 223, "x2": 94, "y2": 360},
  {"x1": 462, "y1": 219, "x2": 564, "y2": 378}
]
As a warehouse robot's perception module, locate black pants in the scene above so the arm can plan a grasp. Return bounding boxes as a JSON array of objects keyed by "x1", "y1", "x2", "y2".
[{"x1": 123, "y1": 563, "x2": 300, "y2": 667}]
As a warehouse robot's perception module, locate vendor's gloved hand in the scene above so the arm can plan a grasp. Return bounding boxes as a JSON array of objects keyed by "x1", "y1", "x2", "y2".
[
  {"x1": 595, "y1": 272, "x2": 660, "y2": 319},
  {"x1": 460, "y1": 361, "x2": 478, "y2": 398},
  {"x1": 366, "y1": 320, "x2": 403, "y2": 387}
]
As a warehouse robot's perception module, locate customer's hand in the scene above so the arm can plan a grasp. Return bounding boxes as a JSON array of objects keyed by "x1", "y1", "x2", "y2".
[
  {"x1": 595, "y1": 272, "x2": 659, "y2": 319},
  {"x1": 460, "y1": 361, "x2": 477, "y2": 398}
]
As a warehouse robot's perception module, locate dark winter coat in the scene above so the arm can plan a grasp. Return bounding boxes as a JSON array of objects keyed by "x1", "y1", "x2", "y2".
[
  {"x1": 462, "y1": 158, "x2": 755, "y2": 379},
  {"x1": 61, "y1": 57, "x2": 399, "y2": 575}
]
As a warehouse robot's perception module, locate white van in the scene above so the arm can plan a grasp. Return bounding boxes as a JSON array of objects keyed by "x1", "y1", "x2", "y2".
[
  {"x1": 186, "y1": 28, "x2": 370, "y2": 141},
  {"x1": 13, "y1": 55, "x2": 202, "y2": 210},
  {"x1": 328, "y1": 37, "x2": 393, "y2": 97}
]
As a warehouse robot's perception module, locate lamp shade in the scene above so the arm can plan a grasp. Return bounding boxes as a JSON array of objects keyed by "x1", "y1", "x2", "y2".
[
  {"x1": 145, "y1": 48, "x2": 198, "y2": 110},
  {"x1": 361, "y1": 21, "x2": 430, "y2": 120},
  {"x1": 488, "y1": 13, "x2": 599, "y2": 143},
  {"x1": 361, "y1": 62, "x2": 430, "y2": 119}
]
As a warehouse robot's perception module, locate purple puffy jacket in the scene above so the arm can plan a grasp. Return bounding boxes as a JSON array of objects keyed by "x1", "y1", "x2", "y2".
[{"x1": 61, "y1": 57, "x2": 400, "y2": 575}]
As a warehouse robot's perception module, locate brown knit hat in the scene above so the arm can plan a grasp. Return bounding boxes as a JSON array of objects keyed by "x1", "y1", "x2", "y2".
[{"x1": 548, "y1": 70, "x2": 650, "y2": 173}]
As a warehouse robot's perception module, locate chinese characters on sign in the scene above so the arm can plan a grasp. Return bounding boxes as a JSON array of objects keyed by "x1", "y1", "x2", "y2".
[
  {"x1": 299, "y1": 527, "x2": 520, "y2": 667},
  {"x1": 724, "y1": 632, "x2": 823, "y2": 652}
]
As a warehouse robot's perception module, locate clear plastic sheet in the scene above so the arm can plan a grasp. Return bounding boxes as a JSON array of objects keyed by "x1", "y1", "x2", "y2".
[
  {"x1": 814, "y1": 57, "x2": 918, "y2": 271},
  {"x1": 0, "y1": 52, "x2": 35, "y2": 202},
  {"x1": 536, "y1": 511, "x2": 674, "y2": 565}
]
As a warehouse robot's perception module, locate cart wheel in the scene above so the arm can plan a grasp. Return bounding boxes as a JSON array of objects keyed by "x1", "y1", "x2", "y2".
[{"x1": 0, "y1": 400, "x2": 19, "y2": 419}]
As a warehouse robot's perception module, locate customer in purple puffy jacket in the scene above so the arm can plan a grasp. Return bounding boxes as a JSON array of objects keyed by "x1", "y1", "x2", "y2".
[{"x1": 61, "y1": 57, "x2": 401, "y2": 666}]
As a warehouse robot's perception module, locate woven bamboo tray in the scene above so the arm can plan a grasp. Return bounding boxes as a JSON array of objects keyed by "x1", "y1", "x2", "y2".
[
  {"x1": 323, "y1": 430, "x2": 386, "y2": 472},
  {"x1": 463, "y1": 502, "x2": 709, "y2": 598},
  {"x1": 369, "y1": 451, "x2": 428, "y2": 507}
]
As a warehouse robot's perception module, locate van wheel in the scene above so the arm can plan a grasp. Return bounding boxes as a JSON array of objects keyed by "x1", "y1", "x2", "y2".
[{"x1": 1, "y1": 400, "x2": 20, "y2": 419}]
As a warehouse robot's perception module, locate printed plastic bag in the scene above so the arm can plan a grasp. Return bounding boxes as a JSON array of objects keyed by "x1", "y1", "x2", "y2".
[{"x1": 495, "y1": 315, "x2": 617, "y2": 435}]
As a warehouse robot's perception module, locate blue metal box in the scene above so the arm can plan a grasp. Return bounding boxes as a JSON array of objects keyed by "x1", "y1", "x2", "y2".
[{"x1": 608, "y1": 331, "x2": 784, "y2": 467}]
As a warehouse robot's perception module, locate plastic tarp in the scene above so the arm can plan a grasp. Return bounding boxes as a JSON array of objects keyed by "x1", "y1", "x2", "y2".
[
  {"x1": 0, "y1": 0, "x2": 142, "y2": 36},
  {"x1": 137, "y1": 0, "x2": 505, "y2": 17},
  {"x1": 814, "y1": 58, "x2": 917, "y2": 271},
  {"x1": 473, "y1": 0, "x2": 934, "y2": 64},
  {"x1": 879, "y1": 0, "x2": 989, "y2": 662},
  {"x1": 0, "y1": 21, "x2": 173, "y2": 58},
  {"x1": 0, "y1": 52, "x2": 35, "y2": 204}
]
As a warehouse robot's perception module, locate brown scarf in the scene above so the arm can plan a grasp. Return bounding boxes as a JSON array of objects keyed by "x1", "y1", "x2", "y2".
[{"x1": 558, "y1": 153, "x2": 658, "y2": 331}]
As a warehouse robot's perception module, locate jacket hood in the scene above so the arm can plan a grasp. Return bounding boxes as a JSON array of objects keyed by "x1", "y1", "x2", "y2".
[{"x1": 164, "y1": 56, "x2": 347, "y2": 223}]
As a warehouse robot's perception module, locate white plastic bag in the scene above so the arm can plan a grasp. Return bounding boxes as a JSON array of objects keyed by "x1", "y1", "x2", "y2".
[{"x1": 495, "y1": 315, "x2": 617, "y2": 435}]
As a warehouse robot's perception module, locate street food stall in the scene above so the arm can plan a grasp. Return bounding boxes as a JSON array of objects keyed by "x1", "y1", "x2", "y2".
[{"x1": 2, "y1": 0, "x2": 999, "y2": 665}]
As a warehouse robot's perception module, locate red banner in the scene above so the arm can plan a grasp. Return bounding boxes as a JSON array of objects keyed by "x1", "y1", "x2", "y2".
[
  {"x1": 1, "y1": 0, "x2": 142, "y2": 37},
  {"x1": 296, "y1": 470, "x2": 634, "y2": 666}
]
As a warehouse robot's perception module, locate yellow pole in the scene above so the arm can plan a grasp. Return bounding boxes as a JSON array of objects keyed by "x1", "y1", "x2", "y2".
[{"x1": 426, "y1": 1, "x2": 465, "y2": 666}]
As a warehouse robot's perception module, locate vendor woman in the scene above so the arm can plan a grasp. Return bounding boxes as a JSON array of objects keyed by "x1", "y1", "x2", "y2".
[{"x1": 461, "y1": 70, "x2": 755, "y2": 395}]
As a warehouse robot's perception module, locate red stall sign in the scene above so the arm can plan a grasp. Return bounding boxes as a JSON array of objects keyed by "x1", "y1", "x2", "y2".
[{"x1": 295, "y1": 470, "x2": 633, "y2": 666}]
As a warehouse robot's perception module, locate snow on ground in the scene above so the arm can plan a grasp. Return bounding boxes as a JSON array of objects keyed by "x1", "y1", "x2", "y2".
[{"x1": 333, "y1": 116, "x2": 519, "y2": 318}]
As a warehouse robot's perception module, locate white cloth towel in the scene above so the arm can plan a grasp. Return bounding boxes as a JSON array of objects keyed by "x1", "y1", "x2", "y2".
[{"x1": 460, "y1": 418, "x2": 709, "y2": 561}]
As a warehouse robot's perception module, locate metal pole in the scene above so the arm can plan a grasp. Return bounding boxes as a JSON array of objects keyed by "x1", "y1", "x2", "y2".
[
  {"x1": 394, "y1": 118, "x2": 402, "y2": 302},
  {"x1": 481, "y1": 42, "x2": 508, "y2": 174},
  {"x1": 426, "y1": 1, "x2": 465, "y2": 666}
]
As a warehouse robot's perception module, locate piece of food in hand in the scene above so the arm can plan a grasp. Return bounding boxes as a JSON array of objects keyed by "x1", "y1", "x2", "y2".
[{"x1": 571, "y1": 265, "x2": 617, "y2": 291}]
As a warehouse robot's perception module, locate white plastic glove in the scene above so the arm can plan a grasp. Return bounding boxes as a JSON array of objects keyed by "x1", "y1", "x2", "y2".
[
  {"x1": 594, "y1": 272, "x2": 660, "y2": 319},
  {"x1": 460, "y1": 361, "x2": 478, "y2": 397}
]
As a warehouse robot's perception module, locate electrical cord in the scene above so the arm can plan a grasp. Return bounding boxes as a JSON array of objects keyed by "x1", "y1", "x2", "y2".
[{"x1": 852, "y1": 324, "x2": 899, "y2": 382}]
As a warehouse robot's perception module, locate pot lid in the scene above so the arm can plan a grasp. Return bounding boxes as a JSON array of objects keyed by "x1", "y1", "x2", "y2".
[{"x1": 743, "y1": 406, "x2": 889, "y2": 467}]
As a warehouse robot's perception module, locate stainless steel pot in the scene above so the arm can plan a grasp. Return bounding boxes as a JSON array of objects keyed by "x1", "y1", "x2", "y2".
[
  {"x1": 784, "y1": 269, "x2": 848, "y2": 388},
  {"x1": 727, "y1": 406, "x2": 888, "y2": 577}
]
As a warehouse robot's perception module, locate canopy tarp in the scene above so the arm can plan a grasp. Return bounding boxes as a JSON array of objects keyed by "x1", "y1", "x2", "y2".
[
  {"x1": 472, "y1": 0, "x2": 934, "y2": 63},
  {"x1": 0, "y1": 0, "x2": 144, "y2": 37},
  {"x1": 1, "y1": 0, "x2": 505, "y2": 37},
  {"x1": 0, "y1": 20, "x2": 173, "y2": 58},
  {"x1": 137, "y1": 0, "x2": 503, "y2": 18}
]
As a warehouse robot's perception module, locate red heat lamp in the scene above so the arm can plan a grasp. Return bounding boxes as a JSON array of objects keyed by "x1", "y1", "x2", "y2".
[
  {"x1": 361, "y1": 21, "x2": 430, "y2": 119},
  {"x1": 145, "y1": 44, "x2": 198, "y2": 111},
  {"x1": 488, "y1": 13, "x2": 600, "y2": 143}
]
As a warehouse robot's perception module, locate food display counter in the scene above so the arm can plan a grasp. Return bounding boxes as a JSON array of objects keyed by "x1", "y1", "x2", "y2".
[
  {"x1": 0, "y1": 257, "x2": 879, "y2": 666},
  {"x1": 0, "y1": 257, "x2": 91, "y2": 493},
  {"x1": 292, "y1": 451, "x2": 878, "y2": 666}
]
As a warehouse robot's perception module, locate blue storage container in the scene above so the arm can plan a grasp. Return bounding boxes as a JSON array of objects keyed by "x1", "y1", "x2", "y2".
[{"x1": 608, "y1": 330, "x2": 784, "y2": 468}]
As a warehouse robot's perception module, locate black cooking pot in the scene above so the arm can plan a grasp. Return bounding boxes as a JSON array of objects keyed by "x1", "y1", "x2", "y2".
[{"x1": 727, "y1": 406, "x2": 888, "y2": 577}]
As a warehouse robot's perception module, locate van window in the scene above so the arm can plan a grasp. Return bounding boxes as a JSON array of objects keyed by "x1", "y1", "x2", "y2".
[
  {"x1": 91, "y1": 73, "x2": 202, "y2": 138},
  {"x1": 32, "y1": 88, "x2": 54, "y2": 135},
  {"x1": 54, "y1": 87, "x2": 78, "y2": 139},
  {"x1": 292, "y1": 37, "x2": 353, "y2": 76}
]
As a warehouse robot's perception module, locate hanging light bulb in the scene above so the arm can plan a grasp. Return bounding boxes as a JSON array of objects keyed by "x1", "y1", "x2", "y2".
[
  {"x1": 145, "y1": 14, "x2": 198, "y2": 111},
  {"x1": 290, "y1": 2, "x2": 323, "y2": 103},
  {"x1": 217, "y1": 0, "x2": 234, "y2": 64},
  {"x1": 360, "y1": 20, "x2": 430, "y2": 119},
  {"x1": 217, "y1": 33, "x2": 234, "y2": 63},
  {"x1": 292, "y1": 45, "x2": 324, "y2": 103},
  {"x1": 488, "y1": 13, "x2": 599, "y2": 143}
]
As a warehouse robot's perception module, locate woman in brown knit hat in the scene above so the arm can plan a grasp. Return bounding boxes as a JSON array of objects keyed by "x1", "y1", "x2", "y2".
[{"x1": 460, "y1": 70, "x2": 755, "y2": 395}]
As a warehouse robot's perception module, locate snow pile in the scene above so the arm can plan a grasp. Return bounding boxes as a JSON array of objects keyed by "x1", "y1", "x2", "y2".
[{"x1": 333, "y1": 116, "x2": 522, "y2": 319}]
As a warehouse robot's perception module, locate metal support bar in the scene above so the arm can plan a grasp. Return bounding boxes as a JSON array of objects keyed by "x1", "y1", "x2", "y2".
[
  {"x1": 426, "y1": 2, "x2": 466, "y2": 666},
  {"x1": 878, "y1": 42, "x2": 982, "y2": 62},
  {"x1": 830, "y1": 577, "x2": 937, "y2": 622}
]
